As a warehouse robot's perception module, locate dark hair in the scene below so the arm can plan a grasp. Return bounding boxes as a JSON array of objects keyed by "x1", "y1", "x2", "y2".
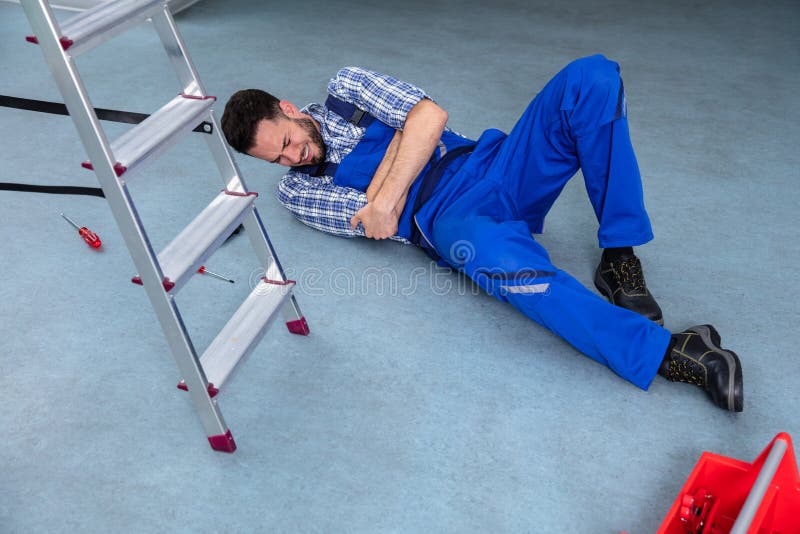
[{"x1": 221, "y1": 89, "x2": 283, "y2": 154}]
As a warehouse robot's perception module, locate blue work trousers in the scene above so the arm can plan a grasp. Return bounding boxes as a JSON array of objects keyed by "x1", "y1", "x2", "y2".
[{"x1": 426, "y1": 55, "x2": 671, "y2": 389}]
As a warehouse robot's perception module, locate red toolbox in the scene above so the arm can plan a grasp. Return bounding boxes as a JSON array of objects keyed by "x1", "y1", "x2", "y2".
[{"x1": 657, "y1": 432, "x2": 800, "y2": 533}]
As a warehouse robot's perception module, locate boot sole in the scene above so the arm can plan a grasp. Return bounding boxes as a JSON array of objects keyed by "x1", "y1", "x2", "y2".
[
  {"x1": 593, "y1": 266, "x2": 664, "y2": 326},
  {"x1": 688, "y1": 325, "x2": 744, "y2": 412}
]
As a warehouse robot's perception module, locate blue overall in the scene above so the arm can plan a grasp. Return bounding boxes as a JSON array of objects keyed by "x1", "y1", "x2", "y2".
[{"x1": 321, "y1": 55, "x2": 672, "y2": 390}]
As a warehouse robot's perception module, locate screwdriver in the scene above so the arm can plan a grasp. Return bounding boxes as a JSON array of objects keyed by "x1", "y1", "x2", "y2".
[
  {"x1": 197, "y1": 265, "x2": 235, "y2": 284},
  {"x1": 60, "y1": 213, "x2": 102, "y2": 249}
]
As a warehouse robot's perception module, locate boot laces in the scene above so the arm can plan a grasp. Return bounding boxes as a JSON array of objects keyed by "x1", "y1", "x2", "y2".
[
  {"x1": 612, "y1": 257, "x2": 646, "y2": 293},
  {"x1": 667, "y1": 352, "x2": 706, "y2": 387}
]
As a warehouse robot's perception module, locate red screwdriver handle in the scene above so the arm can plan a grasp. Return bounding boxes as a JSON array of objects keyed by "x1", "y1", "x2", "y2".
[{"x1": 79, "y1": 227, "x2": 102, "y2": 248}]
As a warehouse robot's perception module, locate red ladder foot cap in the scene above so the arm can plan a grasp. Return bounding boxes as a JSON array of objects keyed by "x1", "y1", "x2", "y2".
[
  {"x1": 286, "y1": 317, "x2": 310, "y2": 336},
  {"x1": 208, "y1": 430, "x2": 236, "y2": 453}
]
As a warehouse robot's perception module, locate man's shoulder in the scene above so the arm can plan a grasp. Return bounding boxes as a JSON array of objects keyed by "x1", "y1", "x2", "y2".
[
  {"x1": 332, "y1": 66, "x2": 373, "y2": 78},
  {"x1": 328, "y1": 66, "x2": 386, "y2": 88},
  {"x1": 300, "y1": 102, "x2": 326, "y2": 115}
]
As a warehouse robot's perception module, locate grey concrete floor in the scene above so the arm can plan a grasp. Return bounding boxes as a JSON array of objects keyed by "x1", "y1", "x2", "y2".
[{"x1": 1, "y1": 1, "x2": 798, "y2": 532}]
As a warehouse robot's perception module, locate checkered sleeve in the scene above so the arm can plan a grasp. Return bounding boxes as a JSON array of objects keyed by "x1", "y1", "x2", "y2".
[
  {"x1": 327, "y1": 67, "x2": 431, "y2": 129},
  {"x1": 276, "y1": 170, "x2": 410, "y2": 243}
]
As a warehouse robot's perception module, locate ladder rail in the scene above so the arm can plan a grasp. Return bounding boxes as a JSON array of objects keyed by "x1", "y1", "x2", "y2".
[
  {"x1": 203, "y1": 110, "x2": 287, "y2": 279},
  {"x1": 153, "y1": 5, "x2": 306, "y2": 324},
  {"x1": 21, "y1": 0, "x2": 230, "y2": 441},
  {"x1": 203, "y1": 109, "x2": 305, "y2": 324},
  {"x1": 203, "y1": 110, "x2": 250, "y2": 193},
  {"x1": 23, "y1": 1, "x2": 118, "y2": 188},
  {"x1": 149, "y1": 7, "x2": 298, "y2": 290},
  {"x1": 150, "y1": 7, "x2": 299, "y2": 292},
  {"x1": 150, "y1": 6, "x2": 205, "y2": 97},
  {"x1": 243, "y1": 210, "x2": 306, "y2": 324}
]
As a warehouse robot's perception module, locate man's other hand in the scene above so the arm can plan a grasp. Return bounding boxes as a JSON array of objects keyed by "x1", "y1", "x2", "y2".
[{"x1": 350, "y1": 203, "x2": 399, "y2": 239}]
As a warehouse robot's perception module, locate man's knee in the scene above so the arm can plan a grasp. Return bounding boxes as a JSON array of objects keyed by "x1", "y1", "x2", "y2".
[
  {"x1": 560, "y1": 54, "x2": 625, "y2": 133},
  {"x1": 566, "y1": 54, "x2": 622, "y2": 87}
]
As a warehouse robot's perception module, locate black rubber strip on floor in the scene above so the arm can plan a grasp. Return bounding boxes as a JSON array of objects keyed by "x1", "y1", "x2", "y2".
[
  {"x1": 0, "y1": 94, "x2": 212, "y2": 197},
  {"x1": 0, "y1": 95, "x2": 244, "y2": 239},
  {"x1": 0, "y1": 182, "x2": 104, "y2": 197},
  {"x1": 0, "y1": 94, "x2": 212, "y2": 132}
]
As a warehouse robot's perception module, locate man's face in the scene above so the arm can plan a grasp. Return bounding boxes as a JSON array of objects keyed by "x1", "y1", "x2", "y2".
[{"x1": 249, "y1": 114, "x2": 326, "y2": 167}]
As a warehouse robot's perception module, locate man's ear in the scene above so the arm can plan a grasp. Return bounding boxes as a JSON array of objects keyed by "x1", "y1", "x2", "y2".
[{"x1": 279, "y1": 100, "x2": 301, "y2": 118}]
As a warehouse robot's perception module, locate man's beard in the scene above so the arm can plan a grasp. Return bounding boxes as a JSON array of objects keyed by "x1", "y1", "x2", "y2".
[{"x1": 293, "y1": 116, "x2": 326, "y2": 166}]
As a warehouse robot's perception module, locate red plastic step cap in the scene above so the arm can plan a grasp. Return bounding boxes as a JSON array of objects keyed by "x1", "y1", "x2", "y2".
[
  {"x1": 82, "y1": 161, "x2": 126, "y2": 177},
  {"x1": 24, "y1": 35, "x2": 72, "y2": 49},
  {"x1": 130, "y1": 276, "x2": 174, "y2": 292},
  {"x1": 176, "y1": 381, "x2": 219, "y2": 398}
]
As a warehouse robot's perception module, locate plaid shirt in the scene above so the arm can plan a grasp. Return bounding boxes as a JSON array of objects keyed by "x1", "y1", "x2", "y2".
[{"x1": 275, "y1": 67, "x2": 432, "y2": 242}]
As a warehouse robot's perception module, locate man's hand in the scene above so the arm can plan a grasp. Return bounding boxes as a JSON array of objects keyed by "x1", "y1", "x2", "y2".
[
  {"x1": 354, "y1": 98, "x2": 448, "y2": 240},
  {"x1": 350, "y1": 202, "x2": 399, "y2": 239}
]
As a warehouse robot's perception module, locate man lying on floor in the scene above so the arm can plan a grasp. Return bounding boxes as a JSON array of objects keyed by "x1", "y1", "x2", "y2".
[{"x1": 221, "y1": 55, "x2": 744, "y2": 412}]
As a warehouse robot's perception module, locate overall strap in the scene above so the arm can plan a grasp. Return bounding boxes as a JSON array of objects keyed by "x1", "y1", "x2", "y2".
[
  {"x1": 291, "y1": 95, "x2": 378, "y2": 177},
  {"x1": 409, "y1": 143, "x2": 476, "y2": 259},
  {"x1": 291, "y1": 161, "x2": 339, "y2": 178},
  {"x1": 323, "y1": 94, "x2": 377, "y2": 128}
]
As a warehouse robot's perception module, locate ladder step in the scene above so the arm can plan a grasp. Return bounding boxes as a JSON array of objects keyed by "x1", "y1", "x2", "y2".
[
  {"x1": 132, "y1": 190, "x2": 258, "y2": 293},
  {"x1": 186, "y1": 279, "x2": 296, "y2": 394},
  {"x1": 83, "y1": 93, "x2": 215, "y2": 178},
  {"x1": 26, "y1": 0, "x2": 164, "y2": 56}
]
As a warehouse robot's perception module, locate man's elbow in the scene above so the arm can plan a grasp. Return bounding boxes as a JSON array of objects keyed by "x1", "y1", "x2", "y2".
[
  {"x1": 409, "y1": 99, "x2": 448, "y2": 131},
  {"x1": 275, "y1": 180, "x2": 296, "y2": 207},
  {"x1": 424, "y1": 100, "x2": 448, "y2": 130},
  {"x1": 434, "y1": 106, "x2": 448, "y2": 130}
]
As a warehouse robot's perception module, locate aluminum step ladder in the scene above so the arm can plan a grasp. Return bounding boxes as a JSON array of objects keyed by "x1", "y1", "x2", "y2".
[{"x1": 21, "y1": 0, "x2": 309, "y2": 453}]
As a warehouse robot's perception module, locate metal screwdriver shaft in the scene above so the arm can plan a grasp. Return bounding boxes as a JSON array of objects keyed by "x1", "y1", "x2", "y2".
[
  {"x1": 198, "y1": 265, "x2": 235, "y2": 283},
  {"x1": 60, "y1": 212, "x2": 102, "y2": 248},
  {"x1": 60, "y1": 213, "x2": 80, "y2": 229}
]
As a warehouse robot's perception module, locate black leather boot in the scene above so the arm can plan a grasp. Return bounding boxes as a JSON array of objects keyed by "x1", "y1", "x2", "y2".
[
  {"x1": 595, "y1": 253, "x2": 663, "y2": 325},
  {"x1": 660, "y1": 324, "x2": 744, "y2": 412}
]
